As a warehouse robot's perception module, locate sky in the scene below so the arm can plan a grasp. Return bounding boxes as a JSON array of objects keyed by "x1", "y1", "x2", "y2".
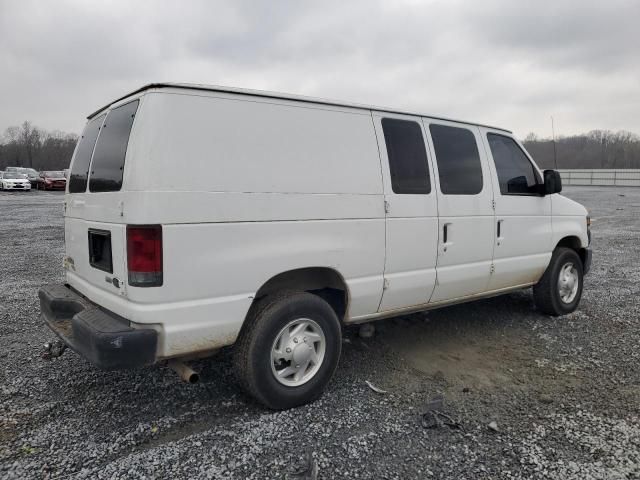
[{"x1": 1, "y1": 0, "x2": 639, "y2": 139}]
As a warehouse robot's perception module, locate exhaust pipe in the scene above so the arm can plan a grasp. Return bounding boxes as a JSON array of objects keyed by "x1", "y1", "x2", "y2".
[{"x1": 168, "y1": 360, "x2": 200, "y2": 384}]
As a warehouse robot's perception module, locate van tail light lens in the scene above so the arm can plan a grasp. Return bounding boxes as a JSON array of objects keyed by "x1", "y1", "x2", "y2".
[{"x1": 127, "y1": 225, "x2": 163, "y2": 287}]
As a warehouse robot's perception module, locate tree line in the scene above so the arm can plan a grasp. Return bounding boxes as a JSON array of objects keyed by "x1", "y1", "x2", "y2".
[
  {"x1": 1, "y1": 121, "x2": 639, "y2": 172},
  {"x1": 0, "y1": 121, "x2": 78, "y2": 171},
  {"x1": 523, "y1": 130, "x2": 640, "y2": 169}
]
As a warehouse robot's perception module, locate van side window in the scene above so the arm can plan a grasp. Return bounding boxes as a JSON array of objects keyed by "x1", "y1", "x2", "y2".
[
  {"x1": 89, "y1": 100, "x2": 139, "y2": 192},
  {"x1": 429, "y1": 124, "x2": 483, "y2": 195},
  {"x1": 69, "y1": 114, "x2": 105, "y2": 193},
  {"x1": 487, "y1": 133, "x2": 541, "y2": 195},
  {"x1": 381, "y1": 118, "x2": 431, "y2": 194}
]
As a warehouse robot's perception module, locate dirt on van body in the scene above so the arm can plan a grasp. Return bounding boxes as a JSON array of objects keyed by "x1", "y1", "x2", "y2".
[{"x1": 1, "y1": 187, "x2": 639, "y2": 479}]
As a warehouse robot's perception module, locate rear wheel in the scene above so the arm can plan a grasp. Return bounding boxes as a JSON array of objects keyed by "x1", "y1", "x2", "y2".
[
  {"x1": 234, "y1": 292, "x2": 342, "y2": 409},
  {"x1": 533, "y1": 247, "x2": 584, "y2": 316}
]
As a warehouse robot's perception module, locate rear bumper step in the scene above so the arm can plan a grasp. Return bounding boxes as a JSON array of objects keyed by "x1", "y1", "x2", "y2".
[{"x1": 39, "y1": 284, "x2": 157, "y2": 369}]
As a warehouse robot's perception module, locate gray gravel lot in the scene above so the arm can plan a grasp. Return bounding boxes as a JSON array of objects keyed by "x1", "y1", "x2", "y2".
[{"x1": 1, "y1": 187, "x2": 639, "y2": 479}]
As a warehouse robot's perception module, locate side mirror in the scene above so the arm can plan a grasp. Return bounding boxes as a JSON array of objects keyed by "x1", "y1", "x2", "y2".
[{"x1": 543, "y1": 169, "x2": 562, "y2": 195}]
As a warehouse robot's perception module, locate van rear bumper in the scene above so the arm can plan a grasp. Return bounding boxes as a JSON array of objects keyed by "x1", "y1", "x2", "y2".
[{"x1": 39, "y1": 284, "x2": 158, "y2": 369}]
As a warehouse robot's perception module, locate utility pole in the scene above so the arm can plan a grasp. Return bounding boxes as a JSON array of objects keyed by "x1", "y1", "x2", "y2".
[{"x1": 551, "y1": 116, "x2": 558, "y2": 169}]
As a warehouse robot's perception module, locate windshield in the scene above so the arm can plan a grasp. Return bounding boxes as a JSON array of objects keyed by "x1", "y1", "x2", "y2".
[
  {"x1": 43, "y1": 171, "x2": 65, "y2": 178},
  {"x1": 4, "y1": 173, "x2": 26, "y2": 179}
]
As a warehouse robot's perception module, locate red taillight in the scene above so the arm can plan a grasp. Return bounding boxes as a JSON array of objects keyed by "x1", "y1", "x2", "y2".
[{"x1": 127, "y1": 225, "x2": 163, "y2": 287}]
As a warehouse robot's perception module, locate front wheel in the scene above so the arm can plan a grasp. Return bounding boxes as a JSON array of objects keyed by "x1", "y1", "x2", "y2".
[
  {"x1": 533, "y1": 247, "x2": 584, "y2": 316},
  {"x1": 234, "y1": 292, "x2": 342, "y2": 409}
]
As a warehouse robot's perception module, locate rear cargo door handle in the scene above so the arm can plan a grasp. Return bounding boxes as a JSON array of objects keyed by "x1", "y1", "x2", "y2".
[{"x1": 71, "y1": 199, "x2": 85, "y2": 208}]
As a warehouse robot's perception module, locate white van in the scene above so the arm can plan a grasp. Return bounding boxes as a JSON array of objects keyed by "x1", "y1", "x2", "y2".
[{"x1": 40, "y1": 83, "x2": 591, "y2": 409}]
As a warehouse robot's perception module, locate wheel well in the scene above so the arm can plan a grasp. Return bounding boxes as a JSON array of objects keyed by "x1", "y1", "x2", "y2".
[
  {"x1": 556, "y1": 236, "x2": 587, "y2": 266},
  {"x1": 253, "y1": 267, "x2": 349, "y2": 322}
]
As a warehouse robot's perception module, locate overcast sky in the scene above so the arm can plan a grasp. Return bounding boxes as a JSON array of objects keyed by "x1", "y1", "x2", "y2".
[{"x1": 1, "y1": 0, "x2": 638, "y2": 139}]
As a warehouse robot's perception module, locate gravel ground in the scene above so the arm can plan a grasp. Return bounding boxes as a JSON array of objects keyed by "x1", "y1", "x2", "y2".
[{"x1": 1, "y1": 187, "x2": 639, "y2": 479}]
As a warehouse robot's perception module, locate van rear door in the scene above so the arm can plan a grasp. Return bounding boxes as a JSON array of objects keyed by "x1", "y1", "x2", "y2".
[{"x1": 65, "y1": 100, "x2": 140, "y2": 299}]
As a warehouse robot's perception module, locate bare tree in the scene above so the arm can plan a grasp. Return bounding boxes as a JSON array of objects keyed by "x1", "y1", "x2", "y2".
[
  {"x1": 523, "y1": 130, "x2": 640, "y2": 169},
  {"x1": 0, "y1": 121, "x2": 78, "y2": 171},
  {"x1": 19, "y1": 121, "x2": 42, "y2": 168}
]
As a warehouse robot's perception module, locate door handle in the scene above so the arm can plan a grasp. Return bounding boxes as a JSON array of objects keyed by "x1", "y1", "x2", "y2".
[
  {"x1": 497, "y1": 219, "x2": 504, "y2": 245},
  {"x1": 442, "y1": 223, "x2": 453, "y2": 252},
  {"x1": 71, "y1": 199, "x2": 85, "y2": 207}
]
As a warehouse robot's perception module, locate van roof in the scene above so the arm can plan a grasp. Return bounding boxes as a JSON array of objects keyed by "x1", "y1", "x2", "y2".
[{"x1": 88, "y1": 82, "x2": 512, "y2": 134}]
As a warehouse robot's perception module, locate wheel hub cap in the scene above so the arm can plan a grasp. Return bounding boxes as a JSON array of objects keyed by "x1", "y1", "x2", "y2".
[
  {"x1": 557, "y1": 262, "x2": 579, "y2": 304},
  {"x1": 292, "y1": 341, "x2": 313, "y2": 365},
  {"x1": 271, "y1": 318, "x2": 326, "y2": 387}
]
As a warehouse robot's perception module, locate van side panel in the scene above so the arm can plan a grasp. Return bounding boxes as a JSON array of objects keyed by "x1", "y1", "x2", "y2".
[
  {"x1": 127, "y1": 92, "x2": 384, "y2": 194},
  {"x1": 69, "y1": 91, "x2": 386, "y2": 358},
  {"x1": 160, "y1": 220, "x2": 383, "y2": 356}
]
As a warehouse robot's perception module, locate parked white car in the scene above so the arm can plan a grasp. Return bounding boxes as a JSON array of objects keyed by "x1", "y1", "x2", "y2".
[
  {"x1": 0, "y1": 171, "x2": 31, "y2": 191},
  {"x1": 40, "y1": 83, "x2": 592, "y2": 409},
  {"x1": 5, "y1": 167, "x2": 38, "y2": 186}
]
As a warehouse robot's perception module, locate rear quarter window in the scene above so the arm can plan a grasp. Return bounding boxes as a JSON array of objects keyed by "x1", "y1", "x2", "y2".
[{"x1": 89, "y1": 100, "x2": 139, "y2": 192}]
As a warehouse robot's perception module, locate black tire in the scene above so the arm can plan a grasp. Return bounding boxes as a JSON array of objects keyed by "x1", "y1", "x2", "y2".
[
  {"x1": 234, "y1": 292, "x2": 342, "y2": 410},
  {"x1": 533, "y1": 247, "x2": 584, "y2": 316}
]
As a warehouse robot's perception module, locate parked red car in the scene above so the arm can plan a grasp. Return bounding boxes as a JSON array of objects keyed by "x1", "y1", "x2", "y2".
[{"x1": 37, "y1": 171, "x2": 67, "y2": 190}]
